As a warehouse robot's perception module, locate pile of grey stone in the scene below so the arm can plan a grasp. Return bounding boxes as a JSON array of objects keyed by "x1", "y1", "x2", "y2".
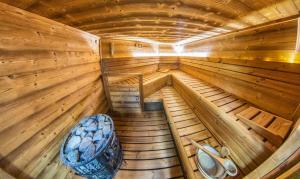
[{"x1": 63, "y1": 114, "x2": 112, "y2": 163}]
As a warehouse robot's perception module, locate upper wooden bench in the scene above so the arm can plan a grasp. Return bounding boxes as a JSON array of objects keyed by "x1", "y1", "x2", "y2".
[
  {"x1": 169, "y1": 71, "x2": 293, "y2": 174},
  {"x1": 105, "y1": 71, "x2": 170, "y2": 113},
  {"x1": 109, "y1": 71, "x2": 171, "y2": 97}
]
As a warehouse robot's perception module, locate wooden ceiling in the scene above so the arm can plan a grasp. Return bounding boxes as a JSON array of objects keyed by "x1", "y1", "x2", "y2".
[{"x1": 1, "y1": 0, "x2": 300, "y2": 43}]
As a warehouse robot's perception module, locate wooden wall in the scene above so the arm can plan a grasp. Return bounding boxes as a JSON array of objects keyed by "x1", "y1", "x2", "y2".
[
  {"x1": 180, "y1": 18, "x2": 300, "y2": 121},
  {"x1": 159, "y1": 57, "x2": 179, "y2": 71},
  {"x1": 103, "y1": 57, "x2": 159, "y2": 75},
  {"x1": 102, "y1": 39, "x2": 157, "y2": 58},
  {"x1": 183, "y1": 18, "x2": 299, "y2": 63},
  {"x1": 102, "y1": 39, "x2": 179, "y2": 74},
  {"x1": 0, "y1": 3, "x2": 108, "y2": 178}
]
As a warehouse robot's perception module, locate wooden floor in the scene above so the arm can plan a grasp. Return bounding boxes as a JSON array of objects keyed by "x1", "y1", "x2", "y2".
[{"x1": 113, "y1": 111, "x2": 185, "y2": 179}]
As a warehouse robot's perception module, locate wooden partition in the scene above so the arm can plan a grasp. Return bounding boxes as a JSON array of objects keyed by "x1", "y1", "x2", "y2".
[
  {"x1": 101, "y1": 39, "x2": 157, "y2": 58},
  {"x1": 159, "y1": 57, "x2": 180, "y2": 71},
  {"x1": 180, "y1": 18, "x2": 300, "y2": 121},
  {"x1": 102, "y1": 57, "x2": 160, "y2": 75},
  {"x1": 101, "y1": 39, "x2": 179, "y2": 75},
  {"x1": 0, "y1": 3, "x2": 108, "y2": 178}
]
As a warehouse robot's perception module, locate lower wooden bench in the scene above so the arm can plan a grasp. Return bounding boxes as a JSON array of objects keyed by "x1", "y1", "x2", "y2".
[
  {"x1": 170, "y1": 71, "x2": 293, "y2": 175},
  {"x1": 107, "y1": 72, "x2": 171, "y2": 113},
  {"x1": 161, "y1": 87, "x2": 221, "y2": 179}
]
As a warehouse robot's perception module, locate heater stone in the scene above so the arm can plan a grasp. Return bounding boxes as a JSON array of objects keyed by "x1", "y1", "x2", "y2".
[
  {"x1": 65, "y1": 135, "x2": 81, "y2": 153},
  {"x1": 66, "y1": 150, "x2": 79, "y2": 163},
  {"x1": 61, "y1": 114, "x2": 122, "y2": 179},
  {"x1": 93, "y1": 130, "x2": 103, "y2": 142},
  {"x1": 79, "y1": 137, "x2": 93, "y2": 153},
  {"x1": 86, "y1": 122, "x2": 98, "y2": 132},
  {"x1": 81, "y1": 143, "x2": 96, "y2": 161}
]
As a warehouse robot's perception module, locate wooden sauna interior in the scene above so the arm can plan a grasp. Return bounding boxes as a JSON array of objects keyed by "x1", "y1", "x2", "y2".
[{"x1": 0, "y1": 1, "x2": 300, "y2": 179}]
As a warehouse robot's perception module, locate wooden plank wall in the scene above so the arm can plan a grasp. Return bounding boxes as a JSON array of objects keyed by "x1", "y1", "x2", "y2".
[
  {"x1": 102, "y1": 39, "x2": 158, "y2": 75},
  {"x1": 102, "y1": 39, "x2": 157, "y2": 58},
  {"x1": 102, "y1": 39, "x2": 179, "y2": 74},
  {"x1": 159, "y1": 57, "x2": 179, "y2": 71},
  {"x1": 183, "y1": 18, "x2": 299, "y2": 63},
  {"x1": 103, "y1": 57, "x2": 160, "y2": 75},
  {"x1": 179, "y1": 18, "x2": 300, "y2": 121},
  {"x1": 0, "y1": 3, "x2": 108, "y2": 178}
]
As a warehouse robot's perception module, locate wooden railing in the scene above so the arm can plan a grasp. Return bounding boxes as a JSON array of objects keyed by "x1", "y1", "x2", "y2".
[{"x1": 102, "y1": 72, "x2": 144, "y2": 112}]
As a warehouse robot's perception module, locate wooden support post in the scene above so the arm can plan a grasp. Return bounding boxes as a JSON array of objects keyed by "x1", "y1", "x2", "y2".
[
  {"x1": 139, "y1": 74, "x2": 144, "y2": 111},
  {"x1": 102, "y1": 72, "x2": 113, "y2": 112},
  {"x1": 296, "y1": 18, "x2": 300, "y2": 52}
]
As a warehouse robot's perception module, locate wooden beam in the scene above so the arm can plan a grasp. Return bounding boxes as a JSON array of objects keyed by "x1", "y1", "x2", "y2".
[{"x1": 139, "y1": 74, "x2": 144, "y2": 111}]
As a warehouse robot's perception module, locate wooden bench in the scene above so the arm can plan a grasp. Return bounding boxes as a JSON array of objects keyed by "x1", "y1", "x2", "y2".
[
  {"x1": 236, "y1": 107, "x2": 292, "y2": 147},
  {"x1": 104, "y1": 72, "x2": 170, "y2": 113},
  {"x1": 109, "y1": 71, "x2": 171, "y2": 97},
  {"x1": 169, "y1": 71, "x2": 293, "y2": 175},
  {"x1": 161, "y1": 87, "x2": 222, "y2": 179}
]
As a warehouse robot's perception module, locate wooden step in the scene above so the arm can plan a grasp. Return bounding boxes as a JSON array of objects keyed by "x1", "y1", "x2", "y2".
[
  {"x1": 236, "y1": 106, "x2": 293, "y2": 147},
  {"x1": 109, "y1": 83, "x2": 142, "y2": 113}
]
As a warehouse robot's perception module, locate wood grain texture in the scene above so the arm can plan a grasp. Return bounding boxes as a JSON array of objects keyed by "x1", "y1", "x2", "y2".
[
  {"x1": 161, "y1": 86, "x2": 222, "y2": 179},
  {"x1": 179, "y1": 59, "x2": 300, "y2": 120},
  {"x1": 1, "y1": 0, "x2": 299, "y2": 43},
  {"x1": 0, "y1": 3, "x2": 108, "y2": 178},
  {"x1": 170, "y1": 71, "x2": 275, "y2": 175},
  {"x1": 112, "y1": 111, "x2": 184, "y2": 179},
  {"x1": 246, "y1": 124, "x2": 300, "y2": 179},
  {"x1": 184, "y1": 18, "x2": 299, "y2": 63},
  {"x1": 180, "y1": 18, "x2": 300, "y2": 120}
]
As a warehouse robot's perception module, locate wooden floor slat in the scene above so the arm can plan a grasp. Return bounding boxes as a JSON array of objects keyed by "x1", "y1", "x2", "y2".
[
  {"x1": 123, "y1": 149, "x2": 178, "y2": 160},
  {"x1": 114, "y1": 120, "x2": 168, "y2": 126},
  {"x1": 120, "y1": 157, "x2": 180, "y2": 170},
  {"x1": 113, "y1": 116, "x2": 165, "y2": 122},
  {"x1": 119, "y1": 135, "x2": 174, "y2": 144},
  {"x1": 117, "y1": 130, "x2": 171, "y2": 137},
  {"x1": 115, "y1": 124, "x2": 169, "y2": 131},
  {"x1": 114, "y1": 166, "x2": 183, "y2": 179},
  {"x1": 112, "y1": 111, "x2": 184, "y2": 179},
  {"x1": 121, "y1": 141, "x2": 175, "y2": 151}
]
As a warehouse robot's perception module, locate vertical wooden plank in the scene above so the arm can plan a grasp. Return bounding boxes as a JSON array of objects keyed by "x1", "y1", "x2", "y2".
[
  {"x1": 295, "y1": 18, "x2": 300, "y2": 52},
  {"x1": 139, "y1": 74, "x2": 144, "y2": 111},
  {"x1": 102, "y1": 72, "x2": 113, "y2": 112}
]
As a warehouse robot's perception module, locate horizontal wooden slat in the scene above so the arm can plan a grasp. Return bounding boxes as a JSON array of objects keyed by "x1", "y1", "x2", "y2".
[
  {"x1": 111, "y1": 111, "x2": 184, "y2": 179},
  {"x1": 121, "y1": 157, "x2": 180, "y2": 170},
  {"x1": 0, "y1": 4, "x2": 106, "y2": 178},
  {"x1": 115, "y1": 166, "x2": 183, "y2": 179},
  {"x1": 123, "y1": 149, "x2": 177, "y2": 159},
  {"x1": 237, "y1": 107, "x2": 292, "y2": 147},
  {"x1": 161, "y1": 86, "x2": 221, "y2": 179},
  {"x1": 170, "y1": 71, "x2": 277, "y2": 175},
  {"x1": 119, "y1": 135, "x2": 174, "y2": 144}
]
